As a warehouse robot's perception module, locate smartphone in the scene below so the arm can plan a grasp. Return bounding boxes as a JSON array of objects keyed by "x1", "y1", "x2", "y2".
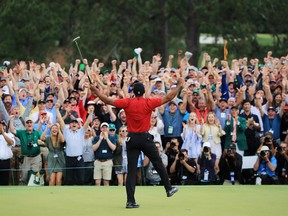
[{"x1": 79, "y1": 63, "x2": 85, "y2": 71}]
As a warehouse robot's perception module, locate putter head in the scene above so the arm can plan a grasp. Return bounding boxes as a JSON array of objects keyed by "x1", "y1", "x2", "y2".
[{"x1": 72, "y1": 36, "x2": 80, "y2": 42}]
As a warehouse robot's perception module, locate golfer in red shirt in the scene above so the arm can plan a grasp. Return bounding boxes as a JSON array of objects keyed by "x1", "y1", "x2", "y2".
[{"x1": 90, "y1": 78, "x2": 183, "y2": 208}]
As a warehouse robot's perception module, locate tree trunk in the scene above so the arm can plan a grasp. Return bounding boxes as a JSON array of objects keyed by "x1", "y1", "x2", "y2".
[{"x1": 185, "y1": 4, "x2": 200, "y2": 67}]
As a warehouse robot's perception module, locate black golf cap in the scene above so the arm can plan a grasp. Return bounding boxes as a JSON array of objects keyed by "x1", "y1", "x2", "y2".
[{"x1": 133, "y1": 82, "x2": 145, "y2": 96}]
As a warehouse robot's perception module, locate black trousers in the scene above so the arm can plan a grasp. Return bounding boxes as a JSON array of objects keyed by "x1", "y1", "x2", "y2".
[
  {"x1": 0, "y1": 159, "x2": 10, "y2": 185},
  {"x1": 126, "y1": 132, "x2": 172, "y2": 203},
  {"x1": 65, "y1": 156, "x2": 85, "y2": 185}
]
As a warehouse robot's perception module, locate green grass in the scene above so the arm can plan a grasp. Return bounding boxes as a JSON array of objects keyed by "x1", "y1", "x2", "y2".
[{"x1": 0, "y1": 186, "x2": 287, "y2": 216}]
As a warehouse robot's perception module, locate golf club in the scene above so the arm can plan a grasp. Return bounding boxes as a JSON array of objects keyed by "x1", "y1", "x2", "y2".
[
  {"x1": 72, "y1": 36, "x2": 92, "y2": 84},
  {"x1": 72, "y1": 36, "x2": 84, "y2": 61}
]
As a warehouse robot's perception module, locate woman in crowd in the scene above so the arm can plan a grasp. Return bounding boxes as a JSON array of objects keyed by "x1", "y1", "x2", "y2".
[
  {"x1": 113, "y1": 125, "x2": 128, "y2": 186},
  {"x1": 148, "y1": 112, "x2": 164, "y2": 149},
  {"x1": 200, "y1": 112, "x2": 225, "y2": 174},
  {"x1": 181, "y1": 112, "x2": 202, "y2": 162},
  {"x1": 41, "y1": 123, "x2": 65, "y2": 186}
]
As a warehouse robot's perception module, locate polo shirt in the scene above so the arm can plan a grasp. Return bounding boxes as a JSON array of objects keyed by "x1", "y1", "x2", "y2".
[
  {"x1": 93, "y1": 135, "x2": 116, "y2": 160},
  {"x1": 114, "y1": 97, "x2": 162, "y2": 132},
  {"x1": 15, "y1": 130, "x2": 41, "y2": 156},
  {"x1": 63, "y1": 127, "x2": 85, "y2": 156},
  {"x1": 0, "y1": 133, "x2": 15, "y2": 160}
]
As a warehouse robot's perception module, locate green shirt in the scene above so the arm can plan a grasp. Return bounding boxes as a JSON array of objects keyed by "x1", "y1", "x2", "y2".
[{"x1": 15, "y1": 130, "x2": 41, "y2": 156}]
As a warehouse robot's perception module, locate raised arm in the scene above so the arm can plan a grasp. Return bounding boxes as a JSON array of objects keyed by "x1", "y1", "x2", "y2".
[
  {"x1": 83, "y1": 109, "x2": 93, "y2": 131},
  {"x1": 161, "y1": 77, "x2": 184, "y2": 105},
  {"x1": 55, "y1": 103, "x2": 65, "y2": 131},
  {"x1": 90, "y1": 84, "x2": 115, "y2": 106}
]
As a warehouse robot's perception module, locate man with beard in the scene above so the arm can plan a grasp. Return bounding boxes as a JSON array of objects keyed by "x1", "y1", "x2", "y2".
[
  {"x1": 1, "y1": 94, "x2": 13, "y2": 117},
  {"x1": 113, "y1": 109, "x2": 127, "y2": 132}
]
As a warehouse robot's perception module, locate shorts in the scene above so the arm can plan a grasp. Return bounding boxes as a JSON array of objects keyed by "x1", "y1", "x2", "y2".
[{"x1": 93, "y1": 159, "x2": 113, "y2": 180}]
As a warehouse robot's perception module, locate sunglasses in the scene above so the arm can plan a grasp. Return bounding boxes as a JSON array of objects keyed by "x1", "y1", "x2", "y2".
[
  {"x1": 121, "y1": 130, "x2": 128, "y2": 132},
  {"x1": 26, "y1": 121, "x2": 33, "y2": 124}
]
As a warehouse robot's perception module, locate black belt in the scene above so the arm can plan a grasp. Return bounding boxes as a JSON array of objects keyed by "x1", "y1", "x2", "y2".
[
  {"x1": 96, "y1": 159, "x2": 111, "y2": 162},
  {"x1": 25, "y1": 154, "x2": 40, "y2": 157},
  {"x1": 66, "y1": 155, "x2": 82, "y2": 158},
  {"x1": 128, "y1": 131, "x2": 148, "y2": 135}
]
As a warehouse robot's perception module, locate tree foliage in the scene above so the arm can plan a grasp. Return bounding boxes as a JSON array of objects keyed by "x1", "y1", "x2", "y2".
[{"x1": 0, "y1": 0, "x2": 287, "y2": 67}]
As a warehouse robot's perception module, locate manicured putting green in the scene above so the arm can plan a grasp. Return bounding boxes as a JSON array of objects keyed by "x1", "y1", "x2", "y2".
[{"x1": 0, "y1": 186, "x2": 287, "y2": 216}]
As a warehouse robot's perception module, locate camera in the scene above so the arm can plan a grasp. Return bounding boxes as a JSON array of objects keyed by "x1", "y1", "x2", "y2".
[
  {"x1": 203, "y1": 146, "x2": 209, "y2": 153},
  {"x1": 27, "y1": 141, "x2": 33, "y2": 149},
  {"x1": 277, "y1": 146, "x2": 283, "y2": 153},
  {"x1": 260, "y1": 150, "x2": 267, "y2": 158},
  {"x1": 200, "y1": 84, "x2": 206, "y2": 89},
  {"x1": 227, "y1": 148, "x2": 232, "y2": 155},
  {"x1": 170, "y1": 142, "x2": 176, "y2": 149},
  {"x1": 178, "y1": 152, "x2": 185, "y2": 160},
  {"x1": 264, "y1": 137, "x2": 271, "y2": 143}
]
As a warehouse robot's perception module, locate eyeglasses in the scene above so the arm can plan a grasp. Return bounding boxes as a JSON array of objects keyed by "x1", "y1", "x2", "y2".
[{"x1": 121, "y1": 130, "x2": 128, "y2": 132}]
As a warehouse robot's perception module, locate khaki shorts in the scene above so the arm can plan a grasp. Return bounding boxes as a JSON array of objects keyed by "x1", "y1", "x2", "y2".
[
  {"x1": 93, "y1": 159, "x2": 113, "y2": 180},
  {"x1": 40, "y1": 147, "x2": 49, "y2": 162}
]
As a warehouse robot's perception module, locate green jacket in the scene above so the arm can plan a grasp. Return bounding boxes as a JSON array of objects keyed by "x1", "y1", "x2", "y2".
[
  {"x1": 224, "y1": 117, "x2": 247, "y2": 151},
  {"x1": 16, "y1": 129, "x2": 41, "y2": 156}
]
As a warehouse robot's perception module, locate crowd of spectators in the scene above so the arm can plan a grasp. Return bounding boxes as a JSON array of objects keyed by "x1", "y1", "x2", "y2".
[{"x1": 0, "y1": 49, "x2": 288, "y2": 186}]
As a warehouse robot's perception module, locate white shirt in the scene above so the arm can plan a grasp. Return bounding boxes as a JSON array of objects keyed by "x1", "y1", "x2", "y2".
[
  {"x1": 63, "y1": 127, "x2": 85, "y2": 156},
  {"x1": 30, "y1": 111, "x2": 53, "y2": 123},
  {"x1": 0, "y1": 132, "x2": 15, "y2": 160}
]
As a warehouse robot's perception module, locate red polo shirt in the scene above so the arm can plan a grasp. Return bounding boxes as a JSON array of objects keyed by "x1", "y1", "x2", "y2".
[{"x1": 114, "y1": 97, "x2": 162, "y2": 132}]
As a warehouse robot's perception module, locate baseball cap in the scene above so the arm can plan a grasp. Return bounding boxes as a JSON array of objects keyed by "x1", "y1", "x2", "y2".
[
  {"x1": 228, "y1": 143, "x2": 236, "y2": 149},
  {"x1": 46, "y1": 99, "x2": 54, "y2": 103},
  {"x1": 133, "y1": 82, "x2": 145, "y2": 96},
  {"x1": 260, "y1": 146, "x2": 270, "y2": 151},
  {"x1": 168, "y1": 101, "x2": 177, "y2": 106},
  {"x1": 231, "y1": 105, "x2": 239, "y2": 110},
  {"x1": 155, "y1": 77, "x2": 162, "y2": 82},
  {"x1": 118, "y1": 109, "x2": 125, "y2": 118},
  {"x1": 19, "y1": 88, "x2": 28, "y2": 93},
  {"x1": 38, "y1": 99, "x2": 45, "y2": 104},
  {"x1": 25, "y1": 117, "x2": 33, "y2": 122},
  {"x1": 269, "y1": 80, "x2": 276, "y2": 83},
  {"x1": 284, "y1": 105, "x2": 288, "y2": 110},
  {"x1": 0, "y1": 120, "x2": 7, "y2": 126},
  {"x1": 100, "y1": 122, "x2": 109, "y2": 128},
  {"x1": 109, "y1": 123, "x2": 116, "y2": 131},
  {"x1": 267, "y1": 106, "x2": 276, "y2": 111},
  {"x1": 70, "y1": 119, "x2": 78, "y2": 123},
  {"x1": 219, "y1": 98, "x2": 228, "y2": 103},
  {"x1": 203, "y1": 142, "x2": 211, "y2": 148},
  {"x1": 63, "y1": 98, "x2": 71, "y2": 103},
  {"x1": 39, "y1": 110, "x2": 47, "y2": 115}
]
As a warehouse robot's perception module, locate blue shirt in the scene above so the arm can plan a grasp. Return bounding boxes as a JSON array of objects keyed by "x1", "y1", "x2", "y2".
[
  {"x1": 161, "y1": 108, "x2": 185, "y2": 138},
  {"x1": 33, "y1": 123, "x2": 51, "y2": 136},
  {"x1": 258, "y1": 156, "x2": 277, "y2": 177},
  {"x1": 93, "y1": 135, "x2": 116, "y2": 160}
]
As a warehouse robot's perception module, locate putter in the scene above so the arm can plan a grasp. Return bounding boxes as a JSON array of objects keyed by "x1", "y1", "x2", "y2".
[{"x1": 72, "y1": 36, "x2": 92, "y2": 84}]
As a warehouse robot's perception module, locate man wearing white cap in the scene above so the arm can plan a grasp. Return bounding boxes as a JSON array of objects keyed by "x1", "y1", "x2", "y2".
[
  {"x1": 253, "y1": 145, "x2": 277, "y2": 184},
  {"x1": 9, "y1": 116, "x2": 42, "y2": 185},
  {"x1": 92, "y1": 122, "x2": 116, "y2": 186},
  {"x1": 197, "y1": 142, "x2": 217, "y2": 183}
]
